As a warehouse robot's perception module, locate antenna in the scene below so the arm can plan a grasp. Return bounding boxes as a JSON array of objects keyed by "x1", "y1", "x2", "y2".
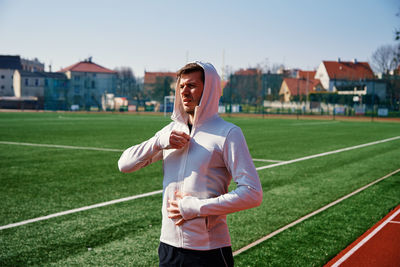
[{"x1": 222, "y1": 49, "x2": 225, "y2": 81}]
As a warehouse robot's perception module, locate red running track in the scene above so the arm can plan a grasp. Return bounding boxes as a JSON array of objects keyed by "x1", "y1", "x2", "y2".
[{"x1": 325, "y1": 205, "x2": 400, "y2": 267}]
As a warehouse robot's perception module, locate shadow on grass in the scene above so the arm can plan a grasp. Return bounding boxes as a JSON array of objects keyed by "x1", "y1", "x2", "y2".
[{"x1": 0, "y1": 215, "x2": 161, "y2": 266}]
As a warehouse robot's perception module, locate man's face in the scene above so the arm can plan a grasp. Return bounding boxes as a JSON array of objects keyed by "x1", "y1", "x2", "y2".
[{"x1": 179, "y1": 71, "x2": 204, "y2": 115}]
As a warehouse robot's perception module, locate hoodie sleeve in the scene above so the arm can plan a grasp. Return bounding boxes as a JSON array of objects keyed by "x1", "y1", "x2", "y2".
[
  {"x1": 118, "y1": 124, "x2": 172, "y2": 173},
  {"x1": 179, "y1": 126, "x2": 263, "y2": 220}
]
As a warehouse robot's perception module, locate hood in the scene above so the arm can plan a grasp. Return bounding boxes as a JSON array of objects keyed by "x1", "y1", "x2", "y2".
[{"x1": 171, "y1": 61, "x2": 222, "y2": 126}]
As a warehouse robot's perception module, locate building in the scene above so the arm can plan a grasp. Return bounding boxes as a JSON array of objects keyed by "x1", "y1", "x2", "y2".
[
  {"x1": 21, "y1": 58, "x2": 45, "y2": 72},
  {"x1": 315, "y1": 59, "x2": 386, "y2": 101},
  {"x1": 0, "y1": 55, "x2": 22, "y2": 96},
  {"x1": 13, "y1": 70, "x2": 45, "y2": 99},
  {"x1": 279, "y1": 72, "x2": 323, "y2": 102},
  {"x1": 143, "y1": 71, "x2": 176, "y2": 102},
  {"x1": 42, "y1": 72, "x2": 69, "y2": 110},
  {"x1": 0, "y1": 55, "x2": 46, "y2": 97},
  {"x1": 315, "y1": 59, "x2": 374, "y2": 92},
  {"x1": 224, "y1": 68, "x2": 284, "y2": 104},
  {"x1": 13, "y1": 70, "x2": 69, "y2": 109},
  {"x1": 59, "y1": 58, "x2": 117, "y2": 110}
]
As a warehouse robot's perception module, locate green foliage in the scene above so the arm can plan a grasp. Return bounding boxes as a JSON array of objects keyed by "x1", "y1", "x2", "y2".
[{"x1": 150, "y1": 76, "x2": 174, "y2": 102}]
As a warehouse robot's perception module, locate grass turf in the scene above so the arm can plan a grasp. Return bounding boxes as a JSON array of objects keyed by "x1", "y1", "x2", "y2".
[{"x1": 0, "y1": 112, "x2": 399, "y2": 266}]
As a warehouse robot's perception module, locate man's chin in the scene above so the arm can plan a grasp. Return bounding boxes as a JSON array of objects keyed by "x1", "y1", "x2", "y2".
[{"x1": 183, "y1": 106, "x2": 195, "y2": 115}]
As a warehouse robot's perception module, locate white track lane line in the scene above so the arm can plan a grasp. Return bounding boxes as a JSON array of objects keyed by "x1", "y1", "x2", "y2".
[
  {"x1": 0, "y1": 190, "x2": 163, "y2": 231},
  {"x1": 233, "y1": 168, "x2": 400, "y2": 257},
  {"x1": 256, "y1": 136, "x2": 400, "y2": 171},
  {"x1": 1, "y1": 136, "x2": 399, "y2": 231},
  {"x1": 331, "y1": 206, "x2": 400, "y2": 267}
]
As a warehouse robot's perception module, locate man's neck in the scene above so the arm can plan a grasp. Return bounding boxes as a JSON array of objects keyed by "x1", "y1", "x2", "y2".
[{"x1": 188, "y1": 113, "x2": 195, "y2": 125}]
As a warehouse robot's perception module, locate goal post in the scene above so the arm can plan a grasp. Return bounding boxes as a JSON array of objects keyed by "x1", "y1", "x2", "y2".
[{"x1": 164, "y1": 95, "x2": 175, "y2": 117}]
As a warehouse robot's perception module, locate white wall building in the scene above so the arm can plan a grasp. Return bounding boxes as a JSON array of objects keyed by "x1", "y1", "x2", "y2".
[
  {"x1": 0, "y1": 55, "x2": 22, "y2": 96},
  {"x1": 13, "y1": 70, "x2": 44, "y2": 98},
  {"x1": 315, "y1": 59, "x2": 375, "y2": 92}
]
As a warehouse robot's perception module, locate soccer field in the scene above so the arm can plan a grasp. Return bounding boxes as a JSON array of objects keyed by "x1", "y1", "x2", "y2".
[{"x1": 1, "y1": 112, "x2": 399, "y2": 266}]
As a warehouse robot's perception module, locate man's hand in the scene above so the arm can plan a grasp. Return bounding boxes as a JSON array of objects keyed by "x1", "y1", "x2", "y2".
[
  {"x1": 167, "y1": 191, "x2": 190, "y2": 226},
  {"x1": 169, "y1": 131, "x2": 190, "y2": 149}
]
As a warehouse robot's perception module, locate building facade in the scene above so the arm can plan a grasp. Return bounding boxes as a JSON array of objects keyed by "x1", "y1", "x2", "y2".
[
  {"x1": 0, "y1": 55, "x2": 22, "y2": 96},
  {"x1": 13, "y1": 70, "x2": 69, "y2": 109},
  {"x1": 59, "y1": 58, "x2": 117, "y2": 110},
  {"x1": 21, "y1": 58, "x2": 45, "y2": 72},
  {"x1": 143, "y1": 71, "x2": 176, "y2": 102},
  {"x1": 315, "y1": 59, "x2": 386, "y2": 101}
]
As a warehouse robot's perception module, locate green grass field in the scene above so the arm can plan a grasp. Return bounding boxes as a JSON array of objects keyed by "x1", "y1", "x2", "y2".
[{"x1": 0, "y1": 112, "x2": 399, "y2": 266}]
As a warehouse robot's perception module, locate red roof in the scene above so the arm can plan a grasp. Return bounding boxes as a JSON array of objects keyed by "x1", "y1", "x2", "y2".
[
  {"x1": 323, "y1": 61, "x2": 374, "y2": 80},
  {"x1": 283, "y1": 77, "x2": 322, "y2": 96},
  {"x1": 59, "y1": 60, "x2": 116, "y2": 74},
  {"x1": 144, "y1": 72, "x2": 176, "y2": 84},
  {"x1": 234, "y1": 68, "x2": 261, "y2": 75},
  {"x1": 298, "y1": 70, "x2": 316, "y2": 79}
]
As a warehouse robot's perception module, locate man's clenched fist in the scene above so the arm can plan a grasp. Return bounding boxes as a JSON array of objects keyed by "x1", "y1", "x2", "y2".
[{"x1": 169, "y1": 130, "x2": 190, "y2": 149}]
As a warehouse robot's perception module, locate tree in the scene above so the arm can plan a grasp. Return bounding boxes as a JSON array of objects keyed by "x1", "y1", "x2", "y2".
[
  {"x1": 151, "y1": 76, "x2": 174, "y2": 102},
  {"x1": 371, "y1": 44, "x2": 398, "y2": 74},
  {"x1": 115, "y1": 67, "x2": 141, "y2": 100}
]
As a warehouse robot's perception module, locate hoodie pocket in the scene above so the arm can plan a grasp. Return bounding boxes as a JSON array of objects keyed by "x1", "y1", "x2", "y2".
[{"x1": 205, "y1": 215, "x2": 219, "y2": 231}]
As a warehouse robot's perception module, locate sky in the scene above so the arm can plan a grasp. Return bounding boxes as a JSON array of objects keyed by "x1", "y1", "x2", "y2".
[{"x1": 0, "y1": 0, "x2": 399, "y2": 78}]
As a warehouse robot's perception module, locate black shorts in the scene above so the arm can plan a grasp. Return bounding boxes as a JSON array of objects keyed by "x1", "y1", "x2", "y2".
[{"x1": 158, "y1": 242, "x2": 234, "y2": 267}]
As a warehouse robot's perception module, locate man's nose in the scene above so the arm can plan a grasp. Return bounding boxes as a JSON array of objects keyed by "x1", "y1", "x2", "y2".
[{"x1": 181, "y1": 86, "x2": 190, "y2": 94}]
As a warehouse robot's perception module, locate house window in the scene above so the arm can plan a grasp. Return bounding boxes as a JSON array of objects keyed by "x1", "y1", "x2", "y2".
[
  {"x1": 25, "y1": 79, "x2": 29, "y2": 86},
  {"x1": 1, "y1": 75, "x2": 4, "y2": 79},
  {"x1": 1, "y1": 85, "x2": 4, "y2": 89},
  {"x1": 35, "y1": 79, "x2": 39, "y2": 86},
  {"x1": 74, "y1": 76, "x2": 80, "y2": 81},
  {"x1": 91, "y1": 81, "x2": 95, "y2": 88},
  {"x1": 74, "y1": 85, "x2": 80, "y2": 94}
]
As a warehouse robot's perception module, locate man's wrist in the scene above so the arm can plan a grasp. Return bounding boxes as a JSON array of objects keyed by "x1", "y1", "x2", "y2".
[
  {"x1": 158, "y1": 131, "x2": 171, "y2": 149},
  {"x1": 179, "y1": 196, "x2": 202, "y2": 220}
]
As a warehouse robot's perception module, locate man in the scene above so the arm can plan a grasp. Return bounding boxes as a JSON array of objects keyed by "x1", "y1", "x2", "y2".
[{"x1": 118, "y1": 62, "x2": 262, "y2": 266}]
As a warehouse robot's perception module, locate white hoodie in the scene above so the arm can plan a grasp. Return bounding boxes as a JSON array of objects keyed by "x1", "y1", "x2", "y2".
[{"x1": 118, "y1": 61, "x2": 262, "y2": 250}]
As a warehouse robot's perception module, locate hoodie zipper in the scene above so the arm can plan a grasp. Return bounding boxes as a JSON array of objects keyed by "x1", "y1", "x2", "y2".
[{"x1": 177, "y1": 122, "x2": 191, "y2": 248}]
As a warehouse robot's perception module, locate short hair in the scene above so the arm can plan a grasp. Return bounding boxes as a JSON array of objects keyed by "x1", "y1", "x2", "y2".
[{"x1": 177, "y1": 63, "x2": 205, "y2": 84}]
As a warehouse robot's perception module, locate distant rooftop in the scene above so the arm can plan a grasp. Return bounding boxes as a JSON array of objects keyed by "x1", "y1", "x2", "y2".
[
  {"x1": 59, "y1": 58, "x2": 116, "y2": 74},
  {"x1": 323, "y1": 60, "x2": 374, "y2": 80},
  {"x1": 144, "y1": 71, "x2": 176, "y2": 84},
  {"x1": 0, "y1": 55, "x2": 22, "y2": 70}
]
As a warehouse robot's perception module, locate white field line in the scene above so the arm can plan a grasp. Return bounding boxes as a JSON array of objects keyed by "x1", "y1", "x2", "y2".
[
  {"x1": 331, "y1": 205, "x2": 400, "y2": 267},
  {"x1": 0, "y1": 190, "x2": 163, "y2": 231},
  {"x1": 233, "y1": 168, "x2": 400, "y2": 257},
  {"x1": 0, "y1": 141, "x2": 124, "y2": 152},
  {"x1": 252, "y1": 158, "x2": 284, "y2": 163},
  {"x1": 389, "y1": 221, "x2": 400, "y2": 224},
  {"x1": 1, "y1": 135, "x2": 399, "y2": 231},
  {"x1": 256, "y1": 136, "x2": 400, "y2": 171},
  {"x1": 0, "y1": 141, "x2": 283, "y2": 163},
  {"x1": 291, "y1": 121, "x2": 340, "y2": 126}
]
